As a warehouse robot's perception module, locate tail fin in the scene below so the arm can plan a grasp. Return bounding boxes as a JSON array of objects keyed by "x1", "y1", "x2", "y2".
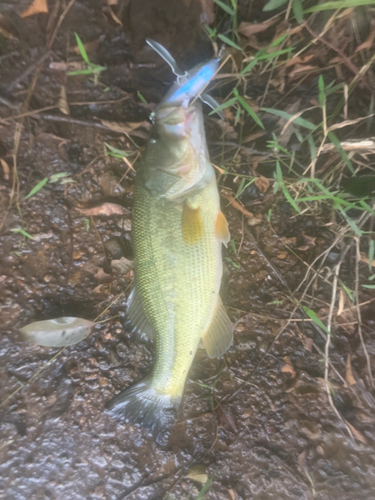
[{"x1": 106, "y1": 380, "x2": 180, "y2": 434}]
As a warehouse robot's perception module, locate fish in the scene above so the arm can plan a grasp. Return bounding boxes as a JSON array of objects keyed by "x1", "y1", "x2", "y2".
[{"x1": 107, "y1": 44, "x2": 233, "y2": 432}]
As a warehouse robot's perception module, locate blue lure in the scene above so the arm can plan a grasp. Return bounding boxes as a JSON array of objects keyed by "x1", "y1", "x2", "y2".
[{"x1": 146, "y1": 39, "x2": 223, "y2": 117}]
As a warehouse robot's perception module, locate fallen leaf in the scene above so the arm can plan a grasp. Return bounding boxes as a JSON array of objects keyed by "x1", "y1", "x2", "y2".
[
  {"x1": 186, "y1": 465, "x2": 208, "y2": 485},
  {"x1": 346, "y1": 421, "x2": 367, "y2": 444},
  {"x1": 94, "y1": 268, "x2": 112, "y2": 283},
  {"x1": 355, "y1": 23, "x2": 375, "y2": 52},
  {"x1": 20, "y1": 317, "x2": 95, "y2": 347},
  {"x1": 1, "y1": 158, "x2": 10, "y2": 181},
  {"x1": 228, "y1": 489, "x2": 240, "y2": 500},
  {"x1": 217, "y1": 405, "x2": 238, "y2": 433},
  {"x1": 345, "y1": 355, "x2": 357, "y2": 386},
  {"x1": 254, "y1": 176, "x2": 269, "y2": 193},
  {"x1": 102, "y1": 6, "x2": 123, "y2": 25},
  {"x1": 297, "y1": 232, "x2": 316, "y2": 251},
  {"x1": 221, "y1": 189, "x2": 255, "y2": 220},
  {"x1": 58, "y1": 86, "x2": 70, "y2": 115},
  {"x1": 277, "y1": 251, "x2": 287, "y2": 259},
  {"x1": 20, "y1": 0, "x2": 48, "y2": 17},
  {"x1": 75, "y1": 203, "x2": 130, "y2": 216},
  {"x1": 337, "y1": 289, "x2": 345, "y2": 316},
  {"x1": 111, "y1": 257, "x2": 134, "y2": 275},
  {"x1": 198, "y1": 0, "x2": 215, "y2": 25},
  {"x1": 281, "y1": 362, "x2": 296, "y2": 378},
  {"x1": 101, "y1": 119, "x2": 151, "y2": 135},
  {"x1": 302, "y1": 337, "x2": 313, "y2": 352},
  {"x1": 238, "y1": 16, "x2": 279, "y2": 37},
  {"x1": 50, "y1": 61, "x2": 86, "y2": 72},
  {"x1": 0, "y1": 14, "x2": 14, "y2": 39},
  {"x1": 360, "y1": 252, "x2": 375, "y2": 266}
]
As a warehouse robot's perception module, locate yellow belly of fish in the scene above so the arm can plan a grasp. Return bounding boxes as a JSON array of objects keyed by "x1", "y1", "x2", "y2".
[{"x1": 133, "y1": 180, "x2": 222, "y2": 398}]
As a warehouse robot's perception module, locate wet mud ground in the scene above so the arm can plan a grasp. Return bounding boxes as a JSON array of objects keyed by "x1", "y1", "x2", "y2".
[{"x1": 1, "y1": 1, "x2": 375, "y2": 499}]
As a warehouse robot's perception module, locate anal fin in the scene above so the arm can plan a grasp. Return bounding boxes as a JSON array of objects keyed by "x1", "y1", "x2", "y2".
[
  {"x1": 202, "y1": 298, "x2": 233, "y2": 358},
  {"x1": 127, "y1": 287, "x2": 156, "y2": 341}
]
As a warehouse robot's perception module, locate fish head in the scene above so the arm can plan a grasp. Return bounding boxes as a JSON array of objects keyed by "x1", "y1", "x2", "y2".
[{"x1": 139, "y1": 58, "x2": 220, "y2": 202}]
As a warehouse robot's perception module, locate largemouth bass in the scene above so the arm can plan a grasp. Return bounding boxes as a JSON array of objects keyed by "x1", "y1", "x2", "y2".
[{"x1": 108, "y1": 46, "x2": 233, "y2": 431}]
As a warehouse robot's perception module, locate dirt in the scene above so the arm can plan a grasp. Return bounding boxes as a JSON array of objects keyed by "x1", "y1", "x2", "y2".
[{"x1": 1, "y1": 1, "x2": 375, "y2": 499}]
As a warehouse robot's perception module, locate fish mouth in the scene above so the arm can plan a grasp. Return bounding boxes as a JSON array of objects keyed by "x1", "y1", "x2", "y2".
[{"x1": 156, "y1": 106, "x2": 197, "y2": 139}]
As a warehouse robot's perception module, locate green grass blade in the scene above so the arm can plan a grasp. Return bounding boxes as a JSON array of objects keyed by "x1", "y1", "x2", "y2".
[
  {"x1": 262, "y1": 107, "x2": 316, "y2": 130},
  {"x1": 234, "y1": 89, "x2": 264, "y2": 129},
  {"x1": 213, "y1": 0, "x2": 235, "y2": 16},
  {"x1": 25, "y1": 177, "x2": 48, "y2": 200},
  {"x1": 302, "y1": 306, "x2": 330, "y2": 335},
  {"x1": 68, "y1": 68, "x2": 96, "y2": 76},
  {"x1": 74, "y1": 32, "x2": 90, "y2": 64},
  {"x1": 292, "y1": 0, "x2": 304, "y2": 23},
  {"x1": 10, "y1": 228, "x2": 35, "y2": 240},
  {"x1": 276, "y1": 161, "x2": 301, "y2": 213},
  {"x1": 327, "y1": 131, "x2": 354, "y2": 174},
  {"x1": 368, "y1": 240, "x2": 374, "y2": 271},
  {"x1": 338, "y1": 207, "x2": 363, "y2": 236},
  {"x1": 196, "y1": 473, "x2": 216, "y2": 500},
  {"x1": 218, "y1": 34, "x2": 242, "y2": 51},
  {"x1": 306, "y1": 0, "x2": 375, "y2": 13},
  {"x1": 209, "y1": 96, "x2": 238, "y2": 115},
  {"x1": 240, "y1": 58, "x2": 258, "y2": 75},
  {"x1": 105, "y1": 143, "x2": 128, "y2": 158},
  {"x1": 263, "y1": 0, "x2": 289, "y2": 11}
]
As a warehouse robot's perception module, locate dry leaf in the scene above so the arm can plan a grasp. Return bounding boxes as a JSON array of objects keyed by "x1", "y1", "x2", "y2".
[
  {"x1": 302, "y1": 337, "x2": 313, "y2": 352},
  {"x1": 75, "y1": 203, "x2": 130, "y2": 216},
  {"x1": 277, "y1": 251, "x2": 287, "y2": 259},
  {"x1": 50, "y1": 61, "x2": 86, "y2": 72},
  {"x1": 297, "y1": 232, "x2": 317, "y2": 251},
  {"x1": 199, "y1": 0, "x2": 215, "y2": 25},
  {"x1": 228, "y1": 489, "x2": 240, "y2": 500},
  {"x1": 221, "y1": 190, "x2": 254, "y2": 218},
  {"x1": 355, "y1": 23, "x2": 375, "y2": 52},
  {"x1": 337, "y1": 289, "x2": 345, "y2": 317},
  {"x1": 186, "y1": 465, "x2": 208, "y2": 485},
  {"x1": 346, "y1": 421, "x2": 367, "y2": 444},
  {"x1": 102, "y1": 6, "x2": 123, "y2": 25},
  {"x1": 360, "y1": 252, "x2": 375, "y2": 266},
  {"x1": 111, "y1": 257, "x2": 134, "y2": 275},
  {"x1": 238, "y1": 16, "x2": 279, "y2": 37},
  {"x1": 254, "y1": 176, "x2": 269, "y2": 193},
  {"x1": 1, "y1": 158, "x2": 10, "y2": 181},
  {"x1": 58, "y1": 86, "x2": 70, "y2": 115},
  {"x1": 94, "y1": 268, "x2": 112, "y2": 283},
  {"x1": 0, "y1": 14, "x2": 14, "y2": 39},
  {"x1": 281, "y1": 362, "x2": 296, "y2": 379},
  {"x1": 217, "y1": 405, "x2": 238, "y2": 433},
  {"x1": 345, "y1": 355, "x2": 357, "y2": 386},
  {"x1": 20, "y1": 0, "x2": 48, "y2": 17},
  {"x1": 101, "y1": 120, "x2": 151, "y2": 134}
]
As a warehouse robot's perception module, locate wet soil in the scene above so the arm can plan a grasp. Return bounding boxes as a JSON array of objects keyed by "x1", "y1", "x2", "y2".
[{"x1": 1, "y1": 1, "x2": 375, "y2": 499}]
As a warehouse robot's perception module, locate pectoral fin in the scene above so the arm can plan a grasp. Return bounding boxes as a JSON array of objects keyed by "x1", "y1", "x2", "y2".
[
  {"x1": 202, "y1": 298, "x2": 233, "y2": 358},
  {"x1": 127, "y1": 287, "x2": 156, "y2": 341},
  {"x1": 215, "y1": 211, "x2": 230, "y2": 246},
  {"x1": 182, "y1": 201, "x2": 203, "y2": 244}
]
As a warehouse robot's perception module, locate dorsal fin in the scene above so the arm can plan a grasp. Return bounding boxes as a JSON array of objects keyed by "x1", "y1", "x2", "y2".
[{"x1": 202, "y1": 298, "x2": 233, "y2": 358}]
